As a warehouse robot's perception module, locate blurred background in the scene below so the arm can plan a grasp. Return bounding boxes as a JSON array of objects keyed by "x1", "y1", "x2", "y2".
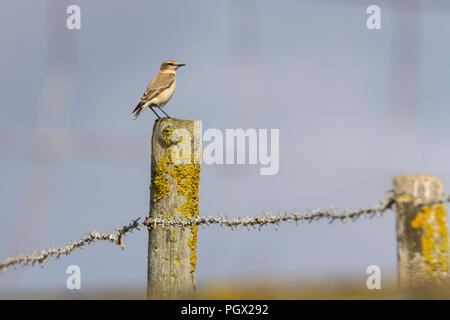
[{"x1": 1, "y1": 0, "x2": 450, "y2": 298}]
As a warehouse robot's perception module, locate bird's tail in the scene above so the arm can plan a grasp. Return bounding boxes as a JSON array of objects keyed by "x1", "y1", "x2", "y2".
[{"x1": 132, "y1": 103, "x2": 147, "y2": 120}]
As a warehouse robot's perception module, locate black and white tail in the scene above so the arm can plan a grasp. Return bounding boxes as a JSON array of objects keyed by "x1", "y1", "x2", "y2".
[{"x1": 132, "y1": 102, "x2": 146, "y2": 120}]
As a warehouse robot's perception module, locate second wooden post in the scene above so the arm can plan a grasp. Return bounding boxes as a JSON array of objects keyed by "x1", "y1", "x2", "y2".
[
  {"x1": 147, "y1": 118, "x2": 202, "y2": 299},
  {"x1": 394, "y1": 174, "x2": 449, "y2": 288}
]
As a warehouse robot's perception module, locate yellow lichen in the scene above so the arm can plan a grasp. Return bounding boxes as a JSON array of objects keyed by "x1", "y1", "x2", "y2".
[
  {"x1": 167, "y1": 134, "x2": 200, "y2": 273},
  {"x1": 172, "y1": 161, "x2": 200, "y2": 273},
  {"x1": 397, "y1": 194, "x2": 413, "y2": 203},
  {"x1": 152, "y1": 121, "x2": 201, "y2": 275},
  {"x1": 411, "y1": 204, "x2": 449, "y2": 279},
  {"x1": 187, "y1": 225, "x2": 198, "y2": 273},
  {"x1": 161, "y1": 125, "x2": 175, "y2": 145},
  {"x1": 153, "y1": 157, "x2": 170, "y2": 200}
]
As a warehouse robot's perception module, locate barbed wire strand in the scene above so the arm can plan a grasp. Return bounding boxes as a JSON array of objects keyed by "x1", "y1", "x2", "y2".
[
  {"x1": 0, "y1": 218, "x2": 142, "y2": 273},
  {"x1": 143, "y1": 195, "x2": 450, "y2": 230},
  {"x1": 144, "y1": 198, "x2": 395, "y2": 231},
  {"x1": 2, "y1": 195, "x2": 450, "y2": 272}
]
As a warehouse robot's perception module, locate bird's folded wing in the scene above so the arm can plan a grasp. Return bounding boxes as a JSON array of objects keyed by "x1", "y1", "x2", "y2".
[{"x1": 141, "y1": 73, "x2": 175, "y2": 103}]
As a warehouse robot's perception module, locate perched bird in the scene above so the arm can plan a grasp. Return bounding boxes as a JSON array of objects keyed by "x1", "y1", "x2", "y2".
[{"x1": 132, "y1": 60, "x2": 186, "y2": 119}]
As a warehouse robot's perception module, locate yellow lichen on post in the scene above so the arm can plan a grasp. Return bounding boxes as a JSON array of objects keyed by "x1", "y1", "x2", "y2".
[
  {"x1": 394, "y1": 174, "x2": 449, "y2": 288},
  {"x1": 147, "y1": 118, "x2": 201, "y2": 299},
  {"x1": 411, "y1": 204, "x2": 449, "y2": 279},
  {"x1": 188, "y1": 226, "x2": 198, "y2": 273},
  {"x1": 153, "y1": 157, "x2": 171, "y2": 200},
  {"x1": 152, "y1": 149, "x2": 200, "y2": 275},
  {"x1": 173, "y1": 161, "x2": 200, "y2": 274}
]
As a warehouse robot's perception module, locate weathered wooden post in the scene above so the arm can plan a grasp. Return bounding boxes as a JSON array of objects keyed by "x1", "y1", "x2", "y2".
[
  {"x1": 147, "y1": 118, "x2": 202, "y2": 299},
  {"x1": 394, "y1": 174, "x2": 449, "y2": 288}
]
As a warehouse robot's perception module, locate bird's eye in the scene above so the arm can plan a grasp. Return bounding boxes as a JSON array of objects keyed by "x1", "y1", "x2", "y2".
[{"x1": 167, "y1": 63, "x2": 174, "y2": 66}]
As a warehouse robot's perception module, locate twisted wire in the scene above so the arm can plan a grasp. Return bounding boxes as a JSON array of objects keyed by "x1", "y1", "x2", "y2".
[{"x1": 2, "y1": 195, "x2": 450, "y2": 272}]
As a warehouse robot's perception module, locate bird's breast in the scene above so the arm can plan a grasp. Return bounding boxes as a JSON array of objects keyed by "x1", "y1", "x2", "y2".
[{"x1": 153, "y1": 79, "x2": 176, "y2": 107}]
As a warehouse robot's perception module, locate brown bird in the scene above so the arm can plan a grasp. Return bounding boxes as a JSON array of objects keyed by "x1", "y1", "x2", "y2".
[{"x1": 132, "y1": 60, "x2": 185, "y2": 119}]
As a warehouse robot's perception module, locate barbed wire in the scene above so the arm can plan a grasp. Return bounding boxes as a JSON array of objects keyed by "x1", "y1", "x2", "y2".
[
  {"x1": 144, "y1": 197, "x2": 396, "y2": 230},
  {"x1": 2, "y1": 195, "x2": 450, "y2": 272},
  {"x1": 0, "y1": 218, "x2": 142, "y2": 273},
  {"x1": 144, "y1": 194, "x2": 450, "y2": 230}
]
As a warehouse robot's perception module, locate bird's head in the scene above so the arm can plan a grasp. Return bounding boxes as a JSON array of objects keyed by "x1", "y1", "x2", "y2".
[{"x1": 160, "y1": 60, "x2": 186, "y2": 72}]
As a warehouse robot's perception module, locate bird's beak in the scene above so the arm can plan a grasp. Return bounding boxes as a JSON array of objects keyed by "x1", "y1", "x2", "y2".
[{"x1": 177, "y1": 63, "x2": 186, "y2": 67}]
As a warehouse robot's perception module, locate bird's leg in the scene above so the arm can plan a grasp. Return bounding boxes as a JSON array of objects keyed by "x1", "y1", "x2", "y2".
[
  {"x1": 158, "y1": 107, "x2": 171, "y2": 118},
  {"x1": 149, "y1": 107, "x2": 161, "y2": 119}
]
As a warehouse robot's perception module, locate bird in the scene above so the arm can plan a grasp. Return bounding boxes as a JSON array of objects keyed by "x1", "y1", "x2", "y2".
[{"x1": 132, "y1": 60, "x2": 186, "y2": 120}]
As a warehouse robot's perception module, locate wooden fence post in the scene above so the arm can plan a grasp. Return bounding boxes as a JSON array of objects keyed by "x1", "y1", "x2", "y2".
[
  {"x1": 394, "y1": 174, "x2": 449, "y2": 288},
  {"x1": 147, "y1": 118, "x2": 202, "y2": 299}
]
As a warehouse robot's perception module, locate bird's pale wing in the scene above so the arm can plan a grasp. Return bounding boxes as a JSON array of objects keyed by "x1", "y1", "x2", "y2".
[{"x1": 141, "y1": 72, "x2": 175, "y2": 103}]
